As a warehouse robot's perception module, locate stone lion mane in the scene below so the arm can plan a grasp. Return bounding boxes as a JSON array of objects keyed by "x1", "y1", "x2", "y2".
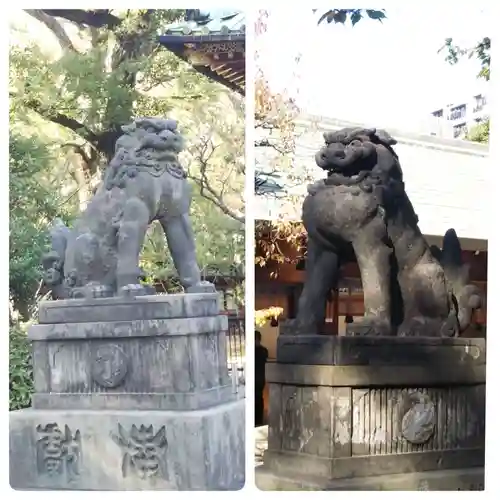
[{"x1": 104, "y1": 118, "x2": 187, "y2": 191}]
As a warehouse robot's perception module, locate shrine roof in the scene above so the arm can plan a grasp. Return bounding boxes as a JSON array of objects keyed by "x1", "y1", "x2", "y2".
[{"x1": 159, "y1": 10, "x2": 245, "y2": 95}]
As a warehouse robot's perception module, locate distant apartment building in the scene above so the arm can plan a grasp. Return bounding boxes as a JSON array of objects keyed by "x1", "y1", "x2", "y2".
[{"x1": 430, "y1": 93, "x2": 488, "y2": 139}]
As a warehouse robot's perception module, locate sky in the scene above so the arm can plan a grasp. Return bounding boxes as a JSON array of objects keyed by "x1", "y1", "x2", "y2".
[{"x1": 256, "y1": 5, "x2": 491, "y2": 132}]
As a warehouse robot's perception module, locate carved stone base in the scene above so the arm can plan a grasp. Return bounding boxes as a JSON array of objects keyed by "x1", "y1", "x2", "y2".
[
  {"x1": 11, "y1": 293, "x2": 245, "y2": 490},
  {"x1": 29, "y1": 293, "x2": 232, "y2": 411},
  {"x1": 263, "y1": 335, "x2": 485, "y2": 490},
  {"x1": 10, "y1": 401, "x2": 245, "y2": 490},
  {"x1": 256, "y1": 465, "x2": 484, "y2": 491}
]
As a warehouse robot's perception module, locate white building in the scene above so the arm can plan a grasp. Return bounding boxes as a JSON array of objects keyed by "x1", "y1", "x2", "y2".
[{"x1": 429, "y1": 93, "x2": 488, "y2": 139}]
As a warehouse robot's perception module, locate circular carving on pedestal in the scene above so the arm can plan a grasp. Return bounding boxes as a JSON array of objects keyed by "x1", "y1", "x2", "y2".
[
  {"x1": 91, "y1": 345, "x2": 129, "y2": 388},
  {"x1": 400, "y1": 391, "x2": 436, "y2": 444},
  {"x1": 465, "y1": 345, "x2": 481, "y2": 360}
]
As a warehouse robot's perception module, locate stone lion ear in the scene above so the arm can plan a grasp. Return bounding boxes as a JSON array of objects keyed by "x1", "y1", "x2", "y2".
[
  {"x1": 374, "y1": 129, "x2": 397, "y2": 146},
  {"x1": 323, "y1": 131, "x2": 338, "y2": 144},
  {"x1": 441, "y1": 228, "x2": 463, "y2": 270}
]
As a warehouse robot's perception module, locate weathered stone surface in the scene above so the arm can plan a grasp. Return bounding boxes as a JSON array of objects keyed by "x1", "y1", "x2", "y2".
[
  {"x1": 292, "y1": 127, "x2": 483, "y2": 337},
  {"x1": 261, "y1": 127, "x2": 486, "y2": 490},
  {"x1": 38, "y1": 293, "x2": 220, "y2": 324},
  {"x1": 256, "y1": 465, "x2": 484, "y2": 491},
  {"x1": 255, "y1": 426, "x2": 269, "y2": 467},
  {"x1": 10, "y1": 401, "x2": 245, "y2": 491},
  {"x1": 186, "y1": 281, "x2": 217, "y2": 294},
  {"x1": 28, "y1": 293, "x2": 233, "y2": 412},
  {"x1": 42, "y1": 118, "x2": 210, "y2": 299},
  {"x1": 400, "y1": 392, "x2": 436, "y2": 444},
  {"x1": 32, "y1": 386, "x2": 235, "y2": 412},
  {"x1": 276, "y1": 334, "x2": 486, "y2": 366},
  {"x1": 30, "y1": 316, "x2": 228, "y2": 340},
  {"x1": 266, "y1": 370, "x2": 485, "y2": 458},
  {"x1": 30, "y1": 321, "x2": 232, "y2": 411},
  {"x1": 267, "y1": 363, "x2": 485, "y2": 387},
  {"x1": 264, "y1": 336, "x2": 486, "y2": 488},
  {"x1": 264, "y1": 448, "x2": 485, "y2": 481}
]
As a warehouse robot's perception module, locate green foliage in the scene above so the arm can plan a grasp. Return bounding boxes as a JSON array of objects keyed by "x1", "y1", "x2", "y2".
[
  {"x1": 9, "y1": 324, "x2": 34, "y2": 410},
  {"x1": 9, "y1": 130, "x2": 75, "y2": 318},
  {"x1": 440, "y1": 37, "x2": 490, "y2": 81},
  {"x1": 10, "y1": 10, "x2": 188, "y2": 150},
  {"x1": 315, "y1": 9, "x2": 386, "y2": 26},
  {"x1": 140, "y1": 194, "x2": 244, "y2": 284},
  {"x1": 466, "y1": 119, "x2": 490, "y2": 144}
]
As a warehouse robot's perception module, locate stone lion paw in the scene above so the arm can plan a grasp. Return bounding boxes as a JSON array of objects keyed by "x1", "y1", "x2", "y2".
[
  {"x1": 346, "y1": 317, "x2": 393, "y2": 337},
  {"x1": 398, "y1": 316, "x2": 455, "y2": 337},
  {"x1": 90, "y1": 285, "x2": 114, "y2": 299},
  {"x1": 186, "y1": 281, "x2": 216, "y2": 294},
  {"x1": 118, "y1": 284, "x2": 148, "y2": 298}
]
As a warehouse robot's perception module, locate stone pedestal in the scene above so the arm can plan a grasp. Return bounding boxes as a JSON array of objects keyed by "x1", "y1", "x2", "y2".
[
  {"x1": 259, "y1": 328, "x2": 485, "y2": 491},
  {"x1": 10, "y1": 293, "x2": 245, "y2": 490}
]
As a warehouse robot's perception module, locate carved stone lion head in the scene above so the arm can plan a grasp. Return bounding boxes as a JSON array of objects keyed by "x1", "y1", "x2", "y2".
[
  {"x1": 106, "y1": 117, "x2": 187, "y2": 190},
  {"x1": 117, "y1": 117, "x2": 185, "y2": 155},
  {"x1": 315, "y1": 127, "x2": 401, "y2": 182}
]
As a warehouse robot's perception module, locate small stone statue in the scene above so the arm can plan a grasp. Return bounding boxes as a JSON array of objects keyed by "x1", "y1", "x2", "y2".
[
  {"x1": 295, "y1": 127, "x2": 482, "y2": 337},
  {"x1": 42, "y1": 117, "x2": 214, "y2": 299}
]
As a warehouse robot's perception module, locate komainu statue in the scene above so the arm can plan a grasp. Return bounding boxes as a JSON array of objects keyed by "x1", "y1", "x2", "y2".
[
  {"x1": 42, "y1": 117, "x2": 213, "y2": 299},
  {"x1": 296, "y1": 127, "x2": 482, "y2": 337}
]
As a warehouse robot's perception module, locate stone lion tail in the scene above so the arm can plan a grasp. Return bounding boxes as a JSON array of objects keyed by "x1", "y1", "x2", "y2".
[{"x1": 438, "y1": 229, "x2": 483, "y2": 333}]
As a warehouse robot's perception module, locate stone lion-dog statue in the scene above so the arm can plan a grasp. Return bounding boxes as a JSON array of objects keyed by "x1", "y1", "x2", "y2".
[
  {"x1": 42, "y1": 117, "x2": 213, "y2": 299},
  {"x1": 295, "y1": 127, "x2": 482, "y2": 337}
]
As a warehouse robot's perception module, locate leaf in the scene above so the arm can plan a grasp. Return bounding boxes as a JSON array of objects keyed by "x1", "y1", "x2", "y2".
[
  {"x1": 366, "y1": 10, "x2": 386, "y2": 21},
  {"x1": 9, "y1": 324, "x2": 34, "y2": 410},
  {"x1": 350, "y1": 11, "x2": 362, "y2": 26},
  {"x1": 333, "y1": 10, "x2": 347, "y2": 24},
  {"x1": 440, "y1": 35, "x2": 490, "y2": 80},
  {"x1": 317, "y1": 10, "x2": 334, "y2": 25}
]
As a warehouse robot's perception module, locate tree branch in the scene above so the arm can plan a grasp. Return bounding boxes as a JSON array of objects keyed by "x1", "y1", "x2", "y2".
[
  {"x1": 111, "y1": 10, "x2": 156, "y2": 82},
  {"x1": 23, "y1": 98, "x2": 99, "y2": 144},
  {"x1": 196, "y1": 181, "x2": 245, "y2": 223},
  {"x1": 254, "y1": 137, "x2": 291, "y2": 155},
  {"x1": 40, "y1": 9, "x2": 122, "y2": 29},
  {"x1": 20, "y1": 96, "x2": 120, "y2": 161},
  {"x1": 61, "y1": 142, "x2": 92, "y2": 165},
  {"x1": 25, "y1": 9, "x2": 77, "y2": 52},
  {"x1": 190, "y1": 138, "x2": 244, "y2": 224}
]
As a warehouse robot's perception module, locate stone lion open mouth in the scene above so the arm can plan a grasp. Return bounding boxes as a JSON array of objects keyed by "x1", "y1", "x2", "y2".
[{"x1": 315, "y1": 127, "x2": 399, "y2": 185}]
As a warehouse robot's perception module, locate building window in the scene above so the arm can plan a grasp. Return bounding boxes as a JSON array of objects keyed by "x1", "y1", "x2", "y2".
[
  {"x1": 473, "y1": 94, "x2": 487, "y2": 113},
  {"x1": 449, "y1": 104, "x2": 466, "y2": 121},
  {"x1": 453, "y1": 123, "x2": 467, "y2": 138}
]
